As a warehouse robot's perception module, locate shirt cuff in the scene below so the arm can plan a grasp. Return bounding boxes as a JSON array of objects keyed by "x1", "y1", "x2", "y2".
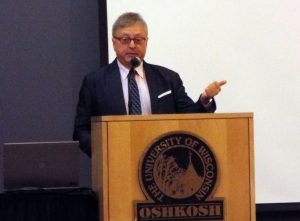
[{"x1": 199, "y1": 94, "x2": 213, "y2": 107}]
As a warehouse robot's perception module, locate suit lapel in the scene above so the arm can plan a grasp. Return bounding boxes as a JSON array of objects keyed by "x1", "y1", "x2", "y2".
[
  {"x1": 144, "y1": 62, "x2": 160, "y2": 114},
  {"x1": 105, "y1": 60, "x2": 127, "y2": 115}
]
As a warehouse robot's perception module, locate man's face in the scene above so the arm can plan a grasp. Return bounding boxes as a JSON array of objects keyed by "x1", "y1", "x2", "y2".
[{"x1": 112, "y1": 23, "x2": 148, "y2": 69}]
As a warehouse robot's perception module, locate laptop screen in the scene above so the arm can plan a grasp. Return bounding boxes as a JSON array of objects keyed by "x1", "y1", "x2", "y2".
[{"x1": 3, "y1": 141, "x2": 81, "y2": 190}]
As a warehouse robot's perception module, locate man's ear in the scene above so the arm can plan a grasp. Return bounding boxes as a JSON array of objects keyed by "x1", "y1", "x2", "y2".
[{"x1": 112, "y1": 38, "x2": 116, "y2": 50}]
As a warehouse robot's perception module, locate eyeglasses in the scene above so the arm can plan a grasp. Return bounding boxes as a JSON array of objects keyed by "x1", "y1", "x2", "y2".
[{"x1": 113, "y1": 36, "x2": 146, "y2": 45}]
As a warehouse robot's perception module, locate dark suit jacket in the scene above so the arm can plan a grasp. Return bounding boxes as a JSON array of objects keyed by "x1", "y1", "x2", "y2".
[{"x1": 73, "y1": 59, "x2": 216, "y2": 156}]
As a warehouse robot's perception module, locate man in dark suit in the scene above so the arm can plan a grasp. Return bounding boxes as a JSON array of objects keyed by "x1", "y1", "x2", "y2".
[{"x1": 73, "y1": 12, "x2": 226, "y2": 156}]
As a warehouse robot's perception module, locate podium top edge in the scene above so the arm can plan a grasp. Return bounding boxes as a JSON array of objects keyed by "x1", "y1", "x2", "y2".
[{"x1": 91, "y1": 112, "x2": 253, "y2": 122}]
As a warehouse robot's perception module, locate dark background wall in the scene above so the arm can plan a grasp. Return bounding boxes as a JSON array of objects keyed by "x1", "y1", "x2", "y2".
[
  {"x1": 0, "y1": 0, "x2": 107, "y2": 190},
  {"x1": 1, "y1": 0, "x2": 100, "y2": 142}
]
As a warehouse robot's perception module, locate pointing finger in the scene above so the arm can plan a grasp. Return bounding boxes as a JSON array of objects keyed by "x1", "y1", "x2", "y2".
[{"x1": 218, "y1": 80, "x2": 227, "y2": 87}]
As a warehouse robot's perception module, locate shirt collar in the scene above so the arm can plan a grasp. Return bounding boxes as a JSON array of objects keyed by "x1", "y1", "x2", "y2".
[{"x1": 117, "y1": 59, "x2": 144, "y2": 80}]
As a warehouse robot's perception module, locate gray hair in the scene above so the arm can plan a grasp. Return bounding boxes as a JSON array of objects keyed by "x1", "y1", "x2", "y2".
[{"x1": 112, "y1": 12, "x2": 148, "y2": 36}]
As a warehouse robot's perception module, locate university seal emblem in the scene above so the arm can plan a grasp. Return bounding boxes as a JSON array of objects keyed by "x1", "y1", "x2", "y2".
[{"x1": 135, "y1": 132, "x2": 224, "y2": 221}]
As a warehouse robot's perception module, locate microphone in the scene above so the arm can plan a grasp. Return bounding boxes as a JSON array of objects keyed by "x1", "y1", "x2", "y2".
[{"x1": 130, "y1": 57, "x2": 141, "y2": 68}]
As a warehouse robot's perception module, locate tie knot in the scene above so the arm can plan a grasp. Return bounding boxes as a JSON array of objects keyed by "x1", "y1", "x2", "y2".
[{"x1": 129, "y1": 68, "x2": 136, "y2": 77}]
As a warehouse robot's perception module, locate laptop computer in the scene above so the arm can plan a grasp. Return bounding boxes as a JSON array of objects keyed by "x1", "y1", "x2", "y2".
[{"x1": 2, "y1": 141, "x2": 87, "y2": 190}]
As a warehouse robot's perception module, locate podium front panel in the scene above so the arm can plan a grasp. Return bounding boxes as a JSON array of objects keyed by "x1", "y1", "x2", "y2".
[{"x1": 91, "y1": 113, "x2": 255, "y2": 221}]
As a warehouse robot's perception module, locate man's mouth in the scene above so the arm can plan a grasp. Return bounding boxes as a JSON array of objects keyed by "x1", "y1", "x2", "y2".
[{"x1": 127, "y1": 53, "x2": 137, "y2": 57}]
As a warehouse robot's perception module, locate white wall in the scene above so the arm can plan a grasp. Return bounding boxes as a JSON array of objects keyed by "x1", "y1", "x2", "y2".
[{"x1": 107, "y1": 0, "x2": 300, "y2": 203}]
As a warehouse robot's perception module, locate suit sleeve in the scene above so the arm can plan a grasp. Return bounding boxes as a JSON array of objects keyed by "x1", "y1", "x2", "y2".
[{"x1": 73, "y1": 76, "x2": 92, "y2": 157}]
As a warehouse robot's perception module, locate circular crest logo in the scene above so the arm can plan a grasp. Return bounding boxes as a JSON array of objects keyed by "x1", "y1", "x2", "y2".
[{"x1": 139, "y1": 132, "x2": 218, "y2": 203}]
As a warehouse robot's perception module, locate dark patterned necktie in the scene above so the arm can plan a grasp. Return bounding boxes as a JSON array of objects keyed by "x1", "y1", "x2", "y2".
[{"x1": 128, "y1": 68, "x2": 142, "y2": 115}]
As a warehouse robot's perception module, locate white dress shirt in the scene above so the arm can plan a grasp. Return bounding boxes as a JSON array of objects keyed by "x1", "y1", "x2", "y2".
[{"x1": 117, "y1": 60, "x2": 152, "y2": 114}]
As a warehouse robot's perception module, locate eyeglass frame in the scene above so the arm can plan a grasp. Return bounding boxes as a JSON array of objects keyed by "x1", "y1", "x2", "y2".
[{"x1": 113, "y1": 36, "x2": 147, "y2": 45}]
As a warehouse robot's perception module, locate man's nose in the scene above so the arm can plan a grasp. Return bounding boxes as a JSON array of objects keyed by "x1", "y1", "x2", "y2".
[{"x1": 128, "y1": 39, "x2": 136, "y2": 48}]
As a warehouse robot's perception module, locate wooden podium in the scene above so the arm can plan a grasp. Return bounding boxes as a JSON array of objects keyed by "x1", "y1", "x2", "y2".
[{"x1": 91, "y1": 113, "x2": 255, "y2": 221}]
